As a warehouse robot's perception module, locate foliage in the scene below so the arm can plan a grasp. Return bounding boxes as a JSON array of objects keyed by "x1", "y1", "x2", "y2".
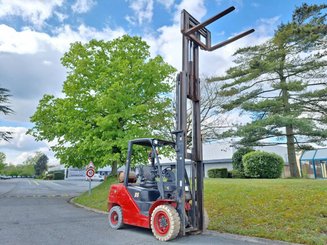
[
  {"x1": 44, "y1": 173, "x2": 53, "y2": 180},
  {"x1": 242, "y1": 151, "x2": 284, "y2": 178},
  {"x1": 47, "y1": 170, "x2": 65, "y2": 180},
  {"x1": 1, "y1": 163, "x2": 35, "y2": 177},
  {"x1": 53, "y1": 171, "x2": 65, "y2": 180},
  {"x1": 28, "y1": 35, "x2": 176, "y2": 174},
  {"x1": 228, "y1": 169, "x2": 244, "y2": 178},
  {"x1": 0, "y1": 152, "x2": 5, "y2": 163},
  {"x1": 34, "y1": 152, "x2": 48, "y2": 176},
  {"x1": 0, "y1": 152, "x2": 5, "y2": 171},
  {"x1": 0, "y1": 88, "x2": 13, "y2": 141},
  {"x1": 171, "y1": 79, "x2": 232, "y2": 144},
  {"x1": 208, "y1": 168, "x2": 228, "y2": 178},
  {"x1": 231, "y1": 147, "x2": 254, "y2": 175},
  {"x1": 209, "y1": 4, "x2": 327, "y2": 177}
]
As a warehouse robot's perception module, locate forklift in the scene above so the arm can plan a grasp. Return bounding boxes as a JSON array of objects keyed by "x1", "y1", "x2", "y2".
[{"x1": 107, "y1": 6, "x2": 254, "y2": 241}]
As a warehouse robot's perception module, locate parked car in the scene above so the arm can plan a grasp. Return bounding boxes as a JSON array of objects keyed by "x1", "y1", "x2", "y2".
[{"x1": 0, "y1": 175, "x2": 12, "y2": 180}]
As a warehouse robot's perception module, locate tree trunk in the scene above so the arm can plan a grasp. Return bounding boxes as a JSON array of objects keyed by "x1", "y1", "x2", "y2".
[
  {"x1": 279, "y1": 51, "x2": 300, "y2": 178},
  {"x1": 286, "y1": 125, "x2": 300, "y2": 177},
  {"x1": 111, "y1": 161, "x2": 117, "y2": 176}
]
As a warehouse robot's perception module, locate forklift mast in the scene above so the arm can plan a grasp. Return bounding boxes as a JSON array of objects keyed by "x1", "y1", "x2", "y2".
[{"x1": 175, "y1": 7, "x2": 254, "y2": 235}]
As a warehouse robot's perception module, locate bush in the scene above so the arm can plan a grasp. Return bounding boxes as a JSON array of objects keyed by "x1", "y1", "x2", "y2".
[
  {"x1": 228, "y1": 170, "x2": 244, "y2": 178},
  {"x1": 243, "y1": 151, "x2": 284, "y2": 178},
  {"x1": 44, "y1": 173, "x2": 54, "y2": 180},
  {"x1": 208, "y1": 168, "x2": 228, "y2": 178},
  {"x1": 53, "y1": 171, "x2": 65, "y2": 180},
  {"x1": 232, "y1": 147, "x2": 254, "y2": 175}
]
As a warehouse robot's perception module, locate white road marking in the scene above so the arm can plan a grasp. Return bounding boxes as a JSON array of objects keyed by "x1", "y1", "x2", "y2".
[
  {"x1": 47, "y1": 181, "x2": 62, "y2": 187},
  {"x1": 32, "y1": 180, "x2": 39, "y2": 186}
]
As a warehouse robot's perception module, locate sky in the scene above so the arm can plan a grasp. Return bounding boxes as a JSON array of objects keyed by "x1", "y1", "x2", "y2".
[{"x1": 0, "y1": 0, "x2": 325, "y2": 165}]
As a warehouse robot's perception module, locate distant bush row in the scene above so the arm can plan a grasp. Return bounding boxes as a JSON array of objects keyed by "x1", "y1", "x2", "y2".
[
  {"x1": 44, "y1": 170, "x2": 65, "y2": 180},
  {"x1": 208, "y1": 148, "x2": 284, "y2": 179}
]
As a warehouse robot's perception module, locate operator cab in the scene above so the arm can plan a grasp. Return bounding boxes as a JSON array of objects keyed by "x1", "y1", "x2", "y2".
[{"x1": 122, "y1": 138, "x2": 176, "y2": 215}]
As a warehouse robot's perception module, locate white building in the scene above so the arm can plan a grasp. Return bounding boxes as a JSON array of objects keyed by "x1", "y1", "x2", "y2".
[{"x1": 162, "y1": 142, "x2": 289, "y2": 177}]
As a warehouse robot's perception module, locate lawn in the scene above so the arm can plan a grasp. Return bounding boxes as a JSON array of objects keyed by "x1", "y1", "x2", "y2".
[
  {"x1": 205, "y1": 179, "x2": 327, "y2": 245},
  {"x1": 73, "y1": 178, "x2": 327, "y2": 245}
]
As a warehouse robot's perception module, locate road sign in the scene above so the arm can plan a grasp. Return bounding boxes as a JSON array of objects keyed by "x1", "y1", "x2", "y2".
[
  {"x1": 86, "y1": 168, "x2": 95, "y2": 178},
  {"x1": 87, "y1": 161, "x2": 95, "y2": 169}
]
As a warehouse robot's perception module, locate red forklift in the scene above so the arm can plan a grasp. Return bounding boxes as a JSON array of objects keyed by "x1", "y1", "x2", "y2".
[{"x1": 107, "y1": 6, "x2": 254, "y2": 241}]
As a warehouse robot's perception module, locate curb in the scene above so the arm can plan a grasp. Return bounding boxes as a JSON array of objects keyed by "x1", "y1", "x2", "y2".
[
  {"x1": 204, "y1": 231, "x2": 301, "y2": 245},
  {"x1": 69, "y1": 197, "x2": 108, "y2": 215}
]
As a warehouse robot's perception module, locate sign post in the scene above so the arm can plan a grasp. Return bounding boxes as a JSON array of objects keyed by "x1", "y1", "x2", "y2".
[{"x1": 86, "y1": 162, "x2": 95, "y2": 195}]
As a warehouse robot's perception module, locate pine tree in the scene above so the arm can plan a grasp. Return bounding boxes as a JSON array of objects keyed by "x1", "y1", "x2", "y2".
[
  {"x1": 0, "y1": 88, "x2": 13, "y2": 141},
  {"x1": 210, "y1": 4, "x2": 327, "y2": 177}
]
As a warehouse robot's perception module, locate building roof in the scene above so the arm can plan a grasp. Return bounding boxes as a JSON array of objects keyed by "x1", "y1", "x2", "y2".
[{"x1": 300, "y1": 148, "x2": 327, "y2": 161}]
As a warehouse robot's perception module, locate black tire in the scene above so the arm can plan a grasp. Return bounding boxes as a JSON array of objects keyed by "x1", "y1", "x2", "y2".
[
  {"x1": 108, "y1": 206, "x2": 123, "y2": 229},
  {"x1": 151, "y1": 204, "x2": 180, "y2": 241}
]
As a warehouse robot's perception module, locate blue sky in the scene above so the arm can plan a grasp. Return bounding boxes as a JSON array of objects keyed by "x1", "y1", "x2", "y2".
[{"x1": 0, "y1": 0, "x2": 325, "y2": 165}]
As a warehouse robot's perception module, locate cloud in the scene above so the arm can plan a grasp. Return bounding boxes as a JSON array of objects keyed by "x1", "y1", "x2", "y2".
[
  {"x1": 175, "y1": 0, "x2": 206, "y2": 22},
  {"x1": 125, "y1": 0, "x2": 154, "y2": 25},
  {"x1": 0, "y1": 23, "x2": 126, "y2": 123},
  {"x1": 144, "y1": 0, "x2": 207, "y2": 70},
  {"x1": 0, "y1": 0, "x2": 64, "y2": 28},
  {"x1": 0, "y1": 126, "x2": 59, "y2": 165},
  {"x1": 156, "y1": 0, "x2": 175, "y2": 10},
  {"x1": 0, "y1": 127, "x2": 44, "y2": 150},
  {"x1": 71, "y1": 0, "x2": 96, "y2": 14},
  {"x1": 0, "y1": 25, "x2": 49, "y2": 54},
  {"x1": 146, "y1": 0, "x2": 279, "y2": 77},
  {"x1": 0, "y1": 48, "x2": 66, "y2": 122}
]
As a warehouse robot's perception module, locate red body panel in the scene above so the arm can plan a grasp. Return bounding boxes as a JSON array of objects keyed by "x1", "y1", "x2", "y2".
[
  {"x1": 108, "y1": 184, "x2": 177, "y2": 229},
  {"x1": 108, "y1": 184, "x2": 149, "y2": 228}
]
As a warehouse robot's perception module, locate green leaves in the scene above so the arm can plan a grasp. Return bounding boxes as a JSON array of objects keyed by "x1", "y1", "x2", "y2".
[
  {"x1": 209, "y1": 4, "x2": 327, "y2": 153},
  {"x1": 29, "y1": 35, "x2": 176, "y2": 169}
]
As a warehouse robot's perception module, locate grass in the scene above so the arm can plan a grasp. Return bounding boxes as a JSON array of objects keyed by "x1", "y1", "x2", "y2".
[
  {"x1": 205, "y1": 179, "x2": 327, "y2": 245},
  {"x1": 73, "y1": 177, "x2": 117, "y2": 211},
  {"x1": 73, "y1": 178, "x2": 327, "y2": 245}
]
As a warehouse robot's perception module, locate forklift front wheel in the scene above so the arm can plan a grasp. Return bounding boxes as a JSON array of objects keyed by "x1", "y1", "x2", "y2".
[
  {"x1": 108, "y1": 206, "x2": 123, "y2": 229},
  {"x1": 151, "y1": 205, "x2": 180, "y2": 241}
]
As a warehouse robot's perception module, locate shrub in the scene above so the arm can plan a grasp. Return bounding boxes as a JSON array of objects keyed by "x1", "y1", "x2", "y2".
[
  {"x1": 243, "y1": 151, "x2": 284, "y2": 178},
  {"x1": 208, "y1": 168, "x2": 228, "y2": 178},
  {"x1": 228, "y1": 169, "x2": 244, "y2": 178},
  {"x1": 53, "y1": 171, "x2": 65, "y2": 180},
  {"x1": 44, "y1": 173, "x2": 54, "y2": 180},
  {"x1": 232, "y1": 147, "x2": 254, "y2": 175}
]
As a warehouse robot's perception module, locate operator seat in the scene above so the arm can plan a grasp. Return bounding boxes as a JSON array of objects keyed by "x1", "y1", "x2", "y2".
[{"x1": 138, "y1": 165, "x2": 157, "y2": 188}]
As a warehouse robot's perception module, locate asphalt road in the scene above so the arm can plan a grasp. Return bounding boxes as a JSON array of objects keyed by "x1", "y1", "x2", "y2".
[{"x1": 0, "y1": 178, "x2": 292, "y2": 245}]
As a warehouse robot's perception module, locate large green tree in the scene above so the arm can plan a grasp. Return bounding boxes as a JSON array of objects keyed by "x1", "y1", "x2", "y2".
[
  {"x1": 28, "y1": 35, "x2": 175, "y2": 174},
  {"x1": 210, "y1": 4, "x2": 327, "y2": 177},
  {"x1": 0, "y1": 88, "x2": 13, "y2": 141}
]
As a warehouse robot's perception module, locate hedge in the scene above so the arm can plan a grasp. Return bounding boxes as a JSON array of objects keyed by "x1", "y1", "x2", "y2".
[{"x1": 208, "y1": 168, "x2": 228, "y2": 178}]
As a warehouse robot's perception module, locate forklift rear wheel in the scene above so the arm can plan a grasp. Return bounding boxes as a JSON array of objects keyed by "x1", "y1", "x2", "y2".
[
  {"x1": 151, "y1": 204, "x2": 180, "y2": 241},
  {"x1": 108, "y1": 206, "x2": 123, "y2": 229}
]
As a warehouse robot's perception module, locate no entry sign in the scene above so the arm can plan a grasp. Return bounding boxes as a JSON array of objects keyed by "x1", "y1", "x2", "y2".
[{"x1": 86, "y1": 168, "x2": 95, "y2": 178}]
